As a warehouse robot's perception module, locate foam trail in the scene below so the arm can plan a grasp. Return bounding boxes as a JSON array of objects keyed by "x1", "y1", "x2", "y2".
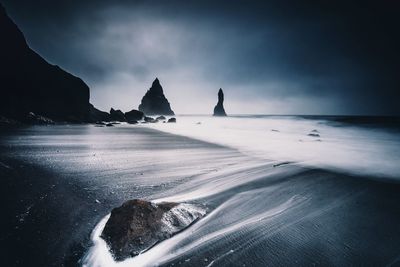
[
  {"x1": 153, "y1": 161, "x2": 299, "y2": 203},
  {"x1": 145, "y1": 115, "x2": 400, "y2": 178},
  {"x1": 147, "y1": 194, "x2": 307, "y2": 266},
  {"x1": 82, "y1": 215, "x2": 114, "y2": 267},
  {"x1": 82, "y1": 193, "x2": 305, "y2": 267}
]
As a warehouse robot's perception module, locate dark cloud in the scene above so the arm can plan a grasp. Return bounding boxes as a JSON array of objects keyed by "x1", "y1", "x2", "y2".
[{"x1": 2, "y1": 0, "x2": 400, "y2": 114}]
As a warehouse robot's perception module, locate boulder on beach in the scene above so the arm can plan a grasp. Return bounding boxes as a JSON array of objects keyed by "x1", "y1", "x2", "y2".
[
  {"x1": 213, "y1": 88, "x2": 227, "y2": 116},
  {"x1": 124, "y1": 109, "x2": 144, "y2": 122},
  {"x1": 89, "y1": 104, "x2": 111, "y2": 122},
  {"x1": 156, "y1": 116, "x2": 166, "y2": 121},
  {"x1": 308, "y1": 129, "x2": 321, "y2": 137},
  {"x1": 167, "y1": 118, "x2": 176, "y2": 123},
  {"x1": 110, "y1": 108, "x2": 126, "y2": 122},
  {"x1": 138, "y1": 78, "x2": 175, "y2": 116},
  {"x1": 144, "y1": 116, "x2": 156, "y2": 123},
  {"x1": 101, "y1": 199, "x2": 205, "y2": 261}
]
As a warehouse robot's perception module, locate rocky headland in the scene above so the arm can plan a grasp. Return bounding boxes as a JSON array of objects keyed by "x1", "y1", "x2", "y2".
[{"x1": 0, "y1": 4, "x2": 95, "y2": 123}]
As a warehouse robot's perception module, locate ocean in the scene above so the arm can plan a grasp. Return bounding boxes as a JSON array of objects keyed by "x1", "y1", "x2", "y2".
[{"x1": 1, "y1": 115, "x2": 399, "y2": 266}]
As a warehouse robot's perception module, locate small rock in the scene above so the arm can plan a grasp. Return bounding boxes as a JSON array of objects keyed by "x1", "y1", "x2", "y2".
[
  {"x1": 110, "y1": 108, "x2": 127, "y2": 122},
  {"x1": 125, "y1": 109, "x2": 144, "y2": 121},
  {"x1": 167, "y1": 118, "x2": 176, "y2": 123},
  {"x1": 144, "y1": 116, "x2": 156, "y2": 123},
  {"x1": 0, "y1": 116, "x2": 19, "y2": 127},
  {"x1": 25, "y1": 112, "x2": 54, "y2": 125}
]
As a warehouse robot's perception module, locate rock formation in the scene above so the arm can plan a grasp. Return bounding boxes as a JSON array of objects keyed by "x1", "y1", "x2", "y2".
[
  {"x1": 0, "y1": 4, "x2": 106, "y2": 122},
  {"x1": 88, "y1": 104, "x2": 111, "y2": 122},
  {"x1": 156, "y1": 116, "x2": 166, "y2": 121},
  {"x1": 109, "y1": 108, "x2": 126, "y2": 122},
  {"x1": 0, "y1": 116, "x2": 19, "y2": 128},
  {"x1": 144, "y1": 116, "x2": 156, "y2": 123},
  {"x1": 124, "y1": 109, "x2": 144, "y2": 122},
  {"x1": 101, "y1": 199, "x2": 205, "y2": 261},
  {"x1": 213, "y1": 88, "x2": 227, "y2": 116},
  {"x1": 25, "y1": 112, "x2": 55, "y2": 125},
  {"x1": 138, "y1": 78, "x2": 174, "y2": 115}
]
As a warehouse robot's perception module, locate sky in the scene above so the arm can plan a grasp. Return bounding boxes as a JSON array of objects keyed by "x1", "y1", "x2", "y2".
[{"x1": 2, "y1": 0, "x2": 400, "y2": 115}]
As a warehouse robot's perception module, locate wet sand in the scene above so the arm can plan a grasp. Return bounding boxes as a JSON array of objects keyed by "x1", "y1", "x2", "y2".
[{"x1": 1, "y1": 125, "x2": 400, "y2": 266}]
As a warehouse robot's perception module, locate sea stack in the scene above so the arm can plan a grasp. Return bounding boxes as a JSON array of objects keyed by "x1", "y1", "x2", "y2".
[
  {"x1": 138, "y1": 78, "x2": 174, "y2": 115},
  {"x1": 213, "y1": 88, "x2": 227, "y2": 116}
]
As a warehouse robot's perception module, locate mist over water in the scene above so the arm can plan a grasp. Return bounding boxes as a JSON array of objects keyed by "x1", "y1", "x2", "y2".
[{"x1": 147, "y1": 115, "x2": 400, "y2": 179}]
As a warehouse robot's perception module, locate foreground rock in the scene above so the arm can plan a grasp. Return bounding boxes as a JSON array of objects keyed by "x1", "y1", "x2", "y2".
[
  {"x1": 138, "y1": 78, "x2": 175, "y2": 116},
  {"x1": 167, "y1": 118, "x2": 176, "y2": 123},
  {"x1": 101, "y1": 199, "x2": 205, "y2": 261},
  {"x1": 213, "y1": 88, "x2": 227, "y2": 116}
]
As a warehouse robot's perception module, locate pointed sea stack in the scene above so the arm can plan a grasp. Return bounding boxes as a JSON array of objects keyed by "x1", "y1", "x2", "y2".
[
  {"x1": 213, "y1": 88, "x2": 227, "y2": 116},
  {"x1": 138, "y1": 78, "x2": 174, "y2": 115}
]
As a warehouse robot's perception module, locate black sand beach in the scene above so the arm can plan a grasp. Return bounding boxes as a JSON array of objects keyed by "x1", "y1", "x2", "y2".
[{"x1": 1, "y1": 125, "x2": 400, "y2": 266}]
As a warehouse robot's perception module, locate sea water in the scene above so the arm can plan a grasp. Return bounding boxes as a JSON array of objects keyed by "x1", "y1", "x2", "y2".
[{"x1": 148, "y1": 115, "x2": 400, "y2": 179}]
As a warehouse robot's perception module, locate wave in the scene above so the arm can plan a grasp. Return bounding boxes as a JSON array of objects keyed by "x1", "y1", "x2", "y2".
[
  {"x1": 82, "y1": 192, "x2": 306, "y2": 267},
  {"x1": 80, "y1": 117, "x2": 400, "y2": 266},
  {"x1": 145, "y1": 115, "x2": 400, "y2": 179}
]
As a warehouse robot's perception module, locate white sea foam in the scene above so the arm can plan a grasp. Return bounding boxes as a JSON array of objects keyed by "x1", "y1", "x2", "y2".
[
  {"x1": 82, "y1": 193, "x2": 304, "y2": 267},
  {"x1": 145, "y1": 115, "x2": 400, "y2": 178},
  {"x1": 80, "y1": 116, "x2": 400, "y2": 266},
  {"x1": 82, "y1": 204, "x2": 206, "y2": 267}
]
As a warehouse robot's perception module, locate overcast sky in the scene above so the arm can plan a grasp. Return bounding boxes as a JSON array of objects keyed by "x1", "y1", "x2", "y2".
[{"x1": 3, "y1": 0, "x2": 400, "y2": 115}]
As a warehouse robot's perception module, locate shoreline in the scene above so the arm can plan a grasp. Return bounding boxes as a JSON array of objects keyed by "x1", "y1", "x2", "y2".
[{"x1": 1, "y1": 125, "x2": 400, "y2": 266}]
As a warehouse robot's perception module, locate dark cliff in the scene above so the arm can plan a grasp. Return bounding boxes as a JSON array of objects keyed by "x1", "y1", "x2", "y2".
[{"x1": 0, "y1": 4, "x2": 92, "y2": 121}]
